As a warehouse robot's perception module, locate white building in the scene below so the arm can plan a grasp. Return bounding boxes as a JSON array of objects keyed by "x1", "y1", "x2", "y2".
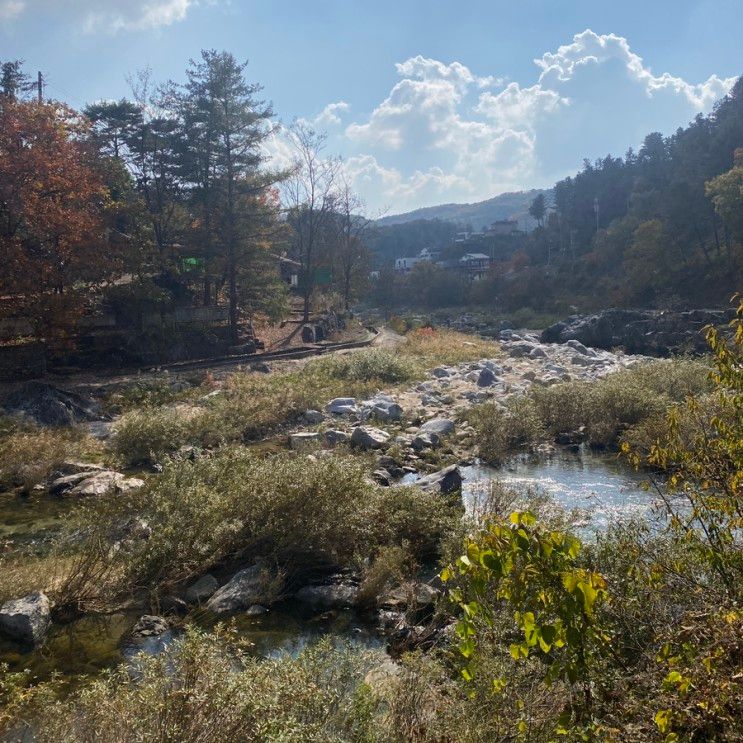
[{"x1": 394, "y1": 247, "x2": 440, "y2": 273}]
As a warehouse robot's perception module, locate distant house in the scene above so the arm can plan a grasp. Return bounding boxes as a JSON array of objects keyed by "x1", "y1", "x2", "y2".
[
  {"x1": 486, "y1": 219, "x2": 519, "y2": 236},
  {"x1": 458, "y1": 252, "x2": 491, "y2": 280},
  {"x1": 394, "y1": 247, "x2": 440, "y2": 273}
]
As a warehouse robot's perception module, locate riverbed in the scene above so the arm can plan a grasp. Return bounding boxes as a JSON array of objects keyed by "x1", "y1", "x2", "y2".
[{"x1": 0, "y1": 447, "x2": 655, "y2": 685}]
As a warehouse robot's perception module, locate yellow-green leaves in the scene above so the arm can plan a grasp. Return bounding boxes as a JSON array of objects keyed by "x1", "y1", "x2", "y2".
[{"x1": 444, "y1": 508, "x2": 610, "y2": 716}]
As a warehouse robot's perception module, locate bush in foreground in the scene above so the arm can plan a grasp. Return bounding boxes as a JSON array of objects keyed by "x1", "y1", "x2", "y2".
[
  {"x1": 76, "y1": 449, "x2": 458, "y2": 598},
  {"x1": 7, "y1": 631, "x2": 384, "y2": 743}
]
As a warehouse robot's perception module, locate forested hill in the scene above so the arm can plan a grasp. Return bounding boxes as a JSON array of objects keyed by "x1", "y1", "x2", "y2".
[
  {"x1": 370, "y1": 75, "x2": 743, "y2": 313},
  {"x1": 376, "y1": 189, "x2": 547, "y2": 230}
]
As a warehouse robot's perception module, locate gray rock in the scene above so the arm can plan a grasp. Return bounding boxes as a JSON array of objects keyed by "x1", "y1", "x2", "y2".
[
  {"x1": 571, "y1": 354, "x2": 595, "y2": 367},
  {"x1": 416, "y1": 465, "x2": 462, "y2": 494},
  {"x1": 324, "y1": 429, "x2": 350, "y2": 446},
  {"x1": 294, "y1": 582, "x2": 359, "y2": 610},
  {"x1": 0, "y1": 592, "x2": 51, "y2": 646},
  {"x1": 128, "y1": 615, "x2": 169, "y2": 639},
  {"x1": 185, "y1": 574, "x2": 219, "y2": 603},
  {"x1": 431, "y1": 367, "x2": 450, "y2": 378},
  {"x1": 3, "y1": 382, "x2": 106, "y2": 427},
  {"x1": 529, "y1": 346, "x2": 548, "y2": 358},
  {"x1": 66, "y1": 471, "x2": 145, "y2": 497},
  {"x1": 507, "y1": 342, "x2": 536, "y2": 358},
  {"x1": 351, "y1": 426, "x2": 390, "y2": 450},
  {"x1": 246, "y1": 604, "x2": 268, "y2": 616},
  {"x1": 379, "y1": 583, "x2": 440, "y2": 611},
  {"x1": 289, "y1": 432, "x2": 321, "y2": 450},
  {"x1": 327, "y1": 397, "x2": 357, "y2": 415},
  {"x1": 483, "y1": 360, "x2": 504, "y2": 374},
  {"x1": 541, "y1": 308, "x2": 734, "y2": 356},
  {"x1": 206, "y1": 564, "x2": 273, "y2": 616},
  {"x1": 477, "y1": 368, "x2": 497, "y2": 387},
  {"x1": 411, "y1": 432, "x2": 441, "y2": 451},
  {"x1": 420, "y1": 418, "x2": 455, "y2": 436},
  {"x1": 365, "y1": 397, "x2": 403, "y2": 422},
  {"x1": 566, "y1": 339, "x2": 592, "y2": 355},
  {"x1": 303, "y1": 410, "x2": 325, "y2": 424}
]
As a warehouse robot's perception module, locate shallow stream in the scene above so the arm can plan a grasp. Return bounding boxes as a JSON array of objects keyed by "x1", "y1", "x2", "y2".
[{"x1": 0, "y1": 448, "x2": 655, "y2": 685}]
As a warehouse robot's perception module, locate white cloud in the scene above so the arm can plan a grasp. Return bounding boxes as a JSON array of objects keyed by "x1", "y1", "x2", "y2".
[
  {"x1": 84, "y1": 0, "x2": 192, "y2": 32},
  {"x1": 1, "y1": 0, "x2": 198, "y2": 31},
  {"x1": 302, "y1": 101, "x2": 350, "y2": 128},
  {"x1": 0, "y1": 0, "x2": 25, "y2": 20},
  {"x1": 329, "y1": 30, "x2": 737, "y2": 213},
  {"x1": 535, "y1": 29, "x2": 733, "y2": 109}
]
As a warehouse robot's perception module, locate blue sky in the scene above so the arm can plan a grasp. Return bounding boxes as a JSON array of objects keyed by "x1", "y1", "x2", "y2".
[{"x1": 2, "y1": 0, "x2": 741, "y2": 214}]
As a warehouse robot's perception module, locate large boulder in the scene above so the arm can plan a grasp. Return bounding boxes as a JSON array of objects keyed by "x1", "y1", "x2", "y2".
[
  {"x1": 0, "y1": 592, "x2": 51, "y2": 646},
  {"x1": 541, "y1": 308, "x2": 734, "y2": 356},
  {"x1": 55, "y1": 470, "x2": 145, "y2": 497},
  {"x1": 294, "y1": 581, "x2": 359, "y2": 610},
  {"x1": 206, "y1": 564, "x2": 276, "y2": 616},
  {"x1": 416, "y1": 465, "x2": 462, "y2": 494},
  {"x1": 185, "y1": 574, "x2": 219, "y2": 604},
  {"x1": 419, "y1": 418, "x2": 455, "y2": 436},
  {"x1": 351, "y1": 426, "x2": 390, "y2": 450},
  {"x1": 3, "y1": 382, "x2": 107, "y2": 427}
]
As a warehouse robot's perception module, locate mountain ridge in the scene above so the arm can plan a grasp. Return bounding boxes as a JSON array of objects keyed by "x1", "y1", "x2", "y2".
[{"x1": 376, "y1": 188, "x2": 549, "y2": 230}]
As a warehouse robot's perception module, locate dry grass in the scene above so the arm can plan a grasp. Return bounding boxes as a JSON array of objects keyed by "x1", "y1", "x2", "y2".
[
  {"x1": 401, "y1": 327, "x2": 500, "y2": 367},
  {"x1": 0, "y1": 427, "x2": 105, "y2": 493}
]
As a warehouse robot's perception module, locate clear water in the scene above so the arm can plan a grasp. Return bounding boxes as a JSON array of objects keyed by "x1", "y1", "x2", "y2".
[
  {"x1": 0, "y1": 446, "x2": 653, "y2": 684},
  {"x1": 461, "y1": 448, "x2": 656, "y2": 533}
]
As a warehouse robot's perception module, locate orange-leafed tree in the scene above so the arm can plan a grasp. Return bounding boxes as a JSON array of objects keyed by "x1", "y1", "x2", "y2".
[{"x1": 0, "y1": 99, "x2": 113, "y2": 341}]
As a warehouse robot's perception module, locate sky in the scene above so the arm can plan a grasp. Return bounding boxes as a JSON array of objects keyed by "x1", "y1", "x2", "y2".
[{"x1": 1, "y1": 0, "x2": 741, "y2": 215}]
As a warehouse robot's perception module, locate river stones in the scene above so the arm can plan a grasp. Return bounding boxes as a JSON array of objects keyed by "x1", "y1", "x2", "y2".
[
  {"x1": 0, "y1": 592, "x2": 51, "y2": 646},
  {"x1": 351, "y1": 426, "x2": 390, "y2": 450},
  {"x1": 415, "y1": 465, "x2": 462, "y2": 494},
  {"x1": 206, "y1": 564, "x2": 275, "y2": 616},
  {"x1": 419, "y1": 418, "x2": 455, "y2": 436},
  {"x1": 294, "y1": 581, "x2": 359, "y2": 610}
]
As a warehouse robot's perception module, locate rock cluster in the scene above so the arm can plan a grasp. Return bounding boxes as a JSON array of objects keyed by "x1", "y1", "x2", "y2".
[{"x1": 541, "y1": 308, "x2": 734, "y2": 355}]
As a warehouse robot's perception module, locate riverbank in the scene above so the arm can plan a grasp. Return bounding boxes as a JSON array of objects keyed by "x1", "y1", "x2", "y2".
[{"x1": 1, "y1": 320, "x2": 740, "y2": 741}]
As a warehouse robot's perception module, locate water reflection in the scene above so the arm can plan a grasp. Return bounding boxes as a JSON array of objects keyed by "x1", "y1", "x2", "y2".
[{"x1": 461, "y1": 448, "x2": 657, "y2": 533}]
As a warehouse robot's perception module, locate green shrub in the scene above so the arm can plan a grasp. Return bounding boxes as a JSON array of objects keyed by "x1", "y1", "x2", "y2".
[
  {"x1": 84, "y1": 449, "x2": 458, "y2": 593},
  {"x1": 470, "y1": 358, "x2": 713, "y2": 467},
  {"x1": 469, "y1": 396, "x2": 544, "y2": 464},
  {"x1": 19, "y1": 631, "x2": 384, "y2": 743},
  {"x1": 110, "y1": 405, "x2": 227, "y2": 466},
  {"x1": 315, "y1": 349, "x2": 418, "y2": 383}
]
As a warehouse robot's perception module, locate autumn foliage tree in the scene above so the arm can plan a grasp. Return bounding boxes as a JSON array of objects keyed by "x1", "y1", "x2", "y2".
[{"x1": 0, "y1": 99, "x2": 112, "y2": 340}]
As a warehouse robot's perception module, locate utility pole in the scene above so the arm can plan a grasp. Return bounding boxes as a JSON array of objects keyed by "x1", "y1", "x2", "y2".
[{"x1": 35, "y1": 71, "x2": 43, "y2": 103}]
